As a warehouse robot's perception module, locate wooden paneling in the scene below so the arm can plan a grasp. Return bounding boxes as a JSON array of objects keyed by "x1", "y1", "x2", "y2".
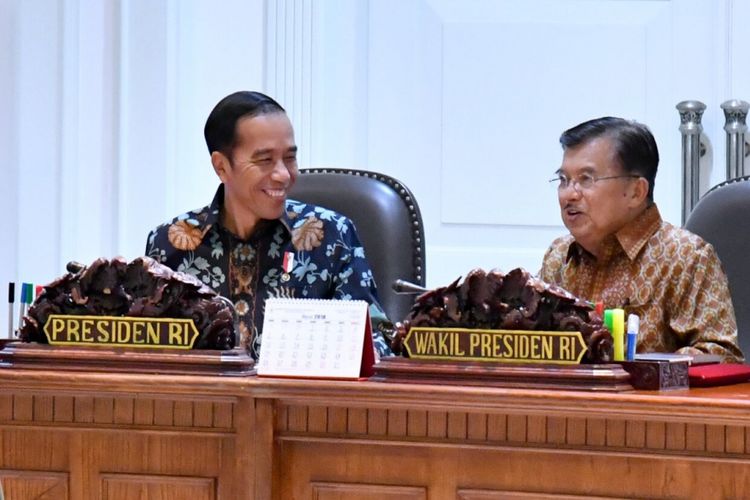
[
  {"x1": 447, "y1": 411, "x2": 467, "y2": 439},
  {"x1": 0, "y1": 428, "x2": 70, "y2": 471},
  {"x1": 0, "y1": 370, "x2": 250, "y2": 499},
  {"x1": 4, "y1": 368, "x2": 750, "y2": 499},
  {"x1": 273, "y1": 402, "x2": 750, "y2": 459},
  {"x1": 328, "y1": 407, "x2": 347, "y2": 434},
  {"x1": 101, "y1": 473, "x2": 215, "y2": 500},
  {"x1": 727, "y1": 425, "x2": 746, "y2": 454},
  {"x1": 427, "y1": 411, "x2": 446, "y2": 439},
  {"x1": 311, "y1": 481, "x2": 426, "y2": 500},
  {"x1": 54, "y1": 395, "x2": 74, "y2": 422},
  {"x1": 0, "y1": 392, "x2": 235, "y2": 431},
  {"x1": 113, "y1": 397, "x2": 133, "y2": 424},
  {"x1": 277, "y1": 437, "x2": 750, "y2": 499},
  {"x1": 457, "y1": 490, "x2": 614, "y2": 499},
  {"x1": 388, "y1": 409, "x2": 408, "y2": 438},
  {"x1": 347, "y1": 407, "x2": 368, "y2": 435},
  {"x1": 605, "y1": 418, "x2": 625, "y2": 447},
  {"x1": 368, "y1": 408, "x2": 388, "y2": 436},
  {"x1": 0, "y1": 470, "x2": 68, "y2": 500},
  {"x1": 33, "y1": 394, "x2": 54, "y2": 422},
  {"x1": 467, "y1": 412, "x2": 487, "y2": 441},
  {"x1": 268, "y1": 381, "x2": 750, "y2": 499}
]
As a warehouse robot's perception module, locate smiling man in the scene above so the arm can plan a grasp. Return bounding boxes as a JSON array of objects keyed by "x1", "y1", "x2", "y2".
[
  {"x1": 540, "y1": 116, "x2": 743, "y2": 361},
  {"x1": 145, "y1": 91, "x2": 391, "y2": 359}
]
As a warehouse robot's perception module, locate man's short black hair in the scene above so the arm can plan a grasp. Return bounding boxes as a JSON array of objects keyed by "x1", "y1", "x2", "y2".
[
  {"x1": 204, "y1": 91, "x2": 286, "y2": 157},
  {"x1": 560, "y1": 116, "x2": 659, "y2": 201}
]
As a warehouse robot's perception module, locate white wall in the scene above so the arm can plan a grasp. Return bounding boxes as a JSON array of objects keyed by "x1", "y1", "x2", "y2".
[
  {"x1": 1, "y1": 0, "x2": 749, "y2": 333},
  {"x1": 0, "y1": 0, "x2": 266, "y2": 335},
  {"x1": 271, "y1": 0, "x2": 750, "y2": 287}
]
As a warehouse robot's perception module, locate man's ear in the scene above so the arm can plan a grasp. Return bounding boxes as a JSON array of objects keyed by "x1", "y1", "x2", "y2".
[
  {"x1": 630, "y1": 176, "x2": 650, "y2": 206},
  {"x1": 211, "y1": 151, "x2": 230, "y2": 182}
]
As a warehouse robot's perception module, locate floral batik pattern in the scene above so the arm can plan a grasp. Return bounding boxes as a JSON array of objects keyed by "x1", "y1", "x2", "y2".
[
  {"x1": 540, "y1": 204, "x2": 743, "y2": 362},
  {"x1": 146, "y1": 184, "x2": 392, "y2": 360}
]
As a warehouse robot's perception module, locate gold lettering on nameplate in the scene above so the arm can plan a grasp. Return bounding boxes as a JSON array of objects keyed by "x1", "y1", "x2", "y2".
[
  {"x1": 43, "y1": 315, "x2": 200, "y2": 350},
  {"x1": 404, "y1": 327, "x2": 587, "y2": 365}
]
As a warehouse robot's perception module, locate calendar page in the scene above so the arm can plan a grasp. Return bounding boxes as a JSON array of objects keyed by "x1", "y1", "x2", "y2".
[{"x1": 256, "y1": 299, "x2": 374, "y2": 379}]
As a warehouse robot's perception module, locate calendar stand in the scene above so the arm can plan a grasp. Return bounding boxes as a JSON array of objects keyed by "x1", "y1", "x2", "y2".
[{"x1": 257, "y1": 299, "x2": 374, "y2": 379}]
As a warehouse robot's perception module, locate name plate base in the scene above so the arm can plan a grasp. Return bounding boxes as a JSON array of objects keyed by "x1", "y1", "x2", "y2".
[
  {"x1": 370, "y1": 357, "x2": 633, "y2": 392},
  {"x1": 0, "y1": 340, "x2": 254, "y2": 377}
]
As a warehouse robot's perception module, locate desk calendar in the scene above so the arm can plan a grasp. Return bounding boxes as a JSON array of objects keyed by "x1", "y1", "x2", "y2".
[{"x1": 257, "y1": 298, "x2": 375, "y2": 379}]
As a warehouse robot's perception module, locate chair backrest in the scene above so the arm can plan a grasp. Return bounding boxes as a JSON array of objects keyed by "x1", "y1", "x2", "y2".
[
  {"x1": 684, "y1": 175, "x2": 750, "y2": 357},
  {"x1": 288, "y1": 168, "x2": 426, "y2": 323}
]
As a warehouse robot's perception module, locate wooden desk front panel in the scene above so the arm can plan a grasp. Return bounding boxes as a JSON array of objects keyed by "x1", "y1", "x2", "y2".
[
  {"x1": 4, "y1": 371, "x2": 750, "y2": 499},
  {"x1": 270, "y1": 383, "x2": 750, "y2": 499},
  {"x1": 0, "y1": 373, "x2": 253, "y2": 500}
]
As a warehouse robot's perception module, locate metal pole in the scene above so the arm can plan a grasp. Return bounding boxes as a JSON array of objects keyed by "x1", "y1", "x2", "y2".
[
  {"x1": 720, "y1": 99, "x2": 750, "y2": 180},
  {"x1": 676, "y1": 101, "x2": 706, "y2": 224}
]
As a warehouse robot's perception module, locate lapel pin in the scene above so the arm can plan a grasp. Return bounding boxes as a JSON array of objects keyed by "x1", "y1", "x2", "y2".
[{"x1": 281, "y1": 251, "x2": 295, "y2": 282}]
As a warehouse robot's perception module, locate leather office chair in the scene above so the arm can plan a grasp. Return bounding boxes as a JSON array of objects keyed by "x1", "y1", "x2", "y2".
[
  {"x1": 684, "y1": 175, "x2": 750, "y2": 357},
  {"x1": 288, "y1": 168, "x2": 426, "y2": 323}
]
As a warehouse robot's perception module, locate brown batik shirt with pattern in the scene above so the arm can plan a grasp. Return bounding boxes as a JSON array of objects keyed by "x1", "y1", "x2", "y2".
[{"x1": 540, "y1": 204, "x2": 743, "y2": 362}]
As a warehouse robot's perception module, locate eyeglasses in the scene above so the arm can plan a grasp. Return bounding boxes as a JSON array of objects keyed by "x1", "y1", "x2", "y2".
[{"x1": 549, "y1": 173, "x2": 641, "y2": 192}]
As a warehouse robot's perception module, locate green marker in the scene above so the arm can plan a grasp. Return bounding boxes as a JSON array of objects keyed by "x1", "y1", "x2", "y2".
[{"x1": 603, "y1": 309, "x2": 614, "y2": 332}]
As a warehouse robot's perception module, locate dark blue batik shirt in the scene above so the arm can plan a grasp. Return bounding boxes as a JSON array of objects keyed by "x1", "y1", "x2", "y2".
[{"x1": 145, "y1": 184, "x2": 392, "y2": 360}]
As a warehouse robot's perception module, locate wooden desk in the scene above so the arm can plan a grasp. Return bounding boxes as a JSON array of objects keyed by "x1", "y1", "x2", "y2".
[
  {"x1": 262, "y1": 379, "x2": 750, "y2": 499},
  {"x1": 0, "y1": 369, "x2": 256, "y2": 499},
  {"x1": 2, "y1": 367, "x2": 750, "y2": 499}
]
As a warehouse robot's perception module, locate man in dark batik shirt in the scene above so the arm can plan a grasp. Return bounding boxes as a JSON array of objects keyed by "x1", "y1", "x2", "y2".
[{"x1": 145, "y1": 91, "x2": 392, "y2": 360}]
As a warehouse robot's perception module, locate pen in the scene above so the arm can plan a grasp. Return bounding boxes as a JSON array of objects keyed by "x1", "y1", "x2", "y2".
[
  {"x1": 626, "y1": 314, "x2": 639, "y2": 361},
  {"x1": 25, "y1": 282, "x2": 34, "y2": 308},
  {"x1": 17, "y1": 283, "x2": 27, "y2": 337},
  {"x1": 8, "y1": 282, "x2": 14, "y2": 339},
  {"x1": 603, "y1": 309, "x2": 614, "y2": 332},
  {"x1": 595, "y1": 300, "x2": 604, "y2": 316},
  {"x1": 18, "y1": 283, "x2": 33, "y2": 335}
]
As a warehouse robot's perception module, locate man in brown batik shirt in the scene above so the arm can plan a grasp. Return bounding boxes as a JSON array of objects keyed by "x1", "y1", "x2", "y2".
[{"x1": 540, "y1": 117, "x2": 743, "y2": 362}]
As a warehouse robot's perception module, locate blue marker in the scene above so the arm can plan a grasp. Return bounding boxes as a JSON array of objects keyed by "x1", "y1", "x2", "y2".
[{"x1": 626, "y1": 314, "x2": 639, "y2": 361}]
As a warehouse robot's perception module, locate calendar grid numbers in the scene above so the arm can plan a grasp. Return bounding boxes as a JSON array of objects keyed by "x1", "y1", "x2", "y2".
[{"x1": 257, "y1": 299, "x2": 372, "y2": 379}]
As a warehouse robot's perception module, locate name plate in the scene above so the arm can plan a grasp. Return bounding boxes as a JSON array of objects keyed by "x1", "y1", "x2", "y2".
[
  {"x1": 43, "y1": 314, "x2": 200, "y2": 349},
  {"x1": 404, "y1": 327, "x2": 587, "y2": 365}
]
